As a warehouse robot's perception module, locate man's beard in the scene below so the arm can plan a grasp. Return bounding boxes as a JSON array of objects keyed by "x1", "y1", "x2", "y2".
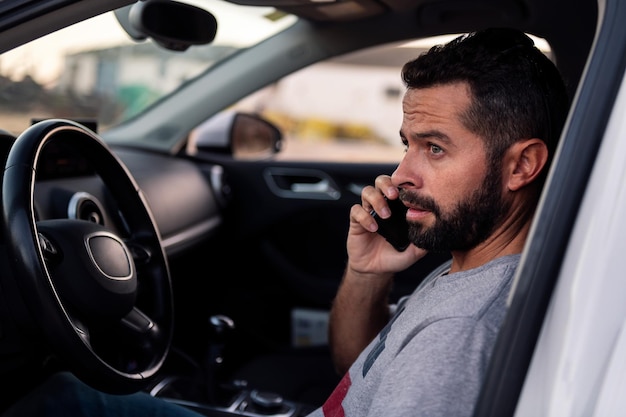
[{"x1": 401, "y1": 165, "x2": 511, "y2": 252}]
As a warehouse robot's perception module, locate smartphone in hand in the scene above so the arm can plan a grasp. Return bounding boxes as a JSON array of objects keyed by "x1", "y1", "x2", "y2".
[{"x1": 370, "y1": 197, "x2": 410, "y2": 251}]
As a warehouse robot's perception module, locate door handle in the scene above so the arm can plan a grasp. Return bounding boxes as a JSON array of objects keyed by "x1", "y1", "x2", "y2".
[
  {"x1": 263, "y1": 167, "x2": 340, "y2": 200},
  {"x1": 291, "y1": 178, "x2": 332, "y2": 193}
]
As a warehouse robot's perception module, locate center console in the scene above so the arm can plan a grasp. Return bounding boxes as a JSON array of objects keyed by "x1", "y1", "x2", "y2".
[
  {"x1": 150, "y1": 376, "x2": 316, "y2": 417},
  {"x1": 149, "y1": 315, "x2": 317, "y2": 417}
]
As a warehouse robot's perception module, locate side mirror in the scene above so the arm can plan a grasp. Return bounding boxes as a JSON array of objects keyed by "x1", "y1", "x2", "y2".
[
  {"x1": 115, "y1": 0, "x2": 217, "y2": 51},
  {"x1": 191, "y1": 112, "x2": 283, "y2": 160}
]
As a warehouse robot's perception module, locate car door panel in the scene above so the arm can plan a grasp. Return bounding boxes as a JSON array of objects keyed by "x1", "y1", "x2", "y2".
[{"x1": 205, "y1": 159, "x2": 450, "y2": 343}]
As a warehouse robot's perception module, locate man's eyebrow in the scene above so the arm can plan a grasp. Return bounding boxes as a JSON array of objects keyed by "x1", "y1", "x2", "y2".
[{"x1": 410, "y1": 130, "x2": 452, "y2": 143}]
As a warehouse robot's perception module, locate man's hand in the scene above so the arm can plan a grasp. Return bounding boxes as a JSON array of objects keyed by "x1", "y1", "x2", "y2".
[{"x1": 346, "y1": 174, "x2": 427, "y2": 275}]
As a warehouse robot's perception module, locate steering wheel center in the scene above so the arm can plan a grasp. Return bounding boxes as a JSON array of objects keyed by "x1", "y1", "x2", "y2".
[{"x1": 38, "y1": 220, "x2": 138, "y2": 319}]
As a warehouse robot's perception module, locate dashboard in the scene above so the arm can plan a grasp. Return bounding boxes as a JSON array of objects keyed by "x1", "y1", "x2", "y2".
[{"x1": 1, "y1": 130, "x2": 223, "y2": 258}]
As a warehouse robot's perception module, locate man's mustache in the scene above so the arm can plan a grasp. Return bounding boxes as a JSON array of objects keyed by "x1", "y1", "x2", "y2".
[{"x1": 399, "y1": 189, "x2": 441, "y2": 217}]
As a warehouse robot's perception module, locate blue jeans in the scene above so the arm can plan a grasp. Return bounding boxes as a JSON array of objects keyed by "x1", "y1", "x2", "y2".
[{"x1": 1, "y1": 372, "x2": 205, "y2": 417}]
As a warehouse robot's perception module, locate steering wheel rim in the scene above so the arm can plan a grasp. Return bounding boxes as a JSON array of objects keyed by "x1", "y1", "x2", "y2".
[{"x1": 1, "y1": 119, "x2": 174, "y2": 394}]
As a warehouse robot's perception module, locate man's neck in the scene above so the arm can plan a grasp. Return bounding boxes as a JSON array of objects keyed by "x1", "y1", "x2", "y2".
[{"x1": 448, "y1": 219, "x2": 530, "y2": 274}]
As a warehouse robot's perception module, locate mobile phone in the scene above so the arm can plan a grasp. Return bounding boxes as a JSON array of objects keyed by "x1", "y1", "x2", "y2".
[{"x1": 370, "y1": 197, "x2": 410, "y2": 251}]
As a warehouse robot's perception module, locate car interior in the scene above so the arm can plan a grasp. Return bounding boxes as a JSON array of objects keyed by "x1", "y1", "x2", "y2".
[{"x1": 0, "y1": 0, "x2": 608, "y2": 416}]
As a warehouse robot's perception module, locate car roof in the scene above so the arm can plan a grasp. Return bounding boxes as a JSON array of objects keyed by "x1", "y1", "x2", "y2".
[
  {"x1": 248, "y1": 0, "x2": 597, "y2": 94},
  {"x1": 0, "y1": 0, "x2": 597, "y2": 96}
]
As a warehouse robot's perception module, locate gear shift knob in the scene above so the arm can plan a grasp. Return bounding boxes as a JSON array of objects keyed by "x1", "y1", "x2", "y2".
[
  {"x1": 205, "y1": 314, "x2": 235, "y2": 404},
  {"x1": 209, "y1": 314, "x2": 235, "y2": 339}
]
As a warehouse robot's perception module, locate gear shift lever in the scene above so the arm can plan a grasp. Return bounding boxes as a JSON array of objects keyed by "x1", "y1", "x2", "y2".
[
  {"x1": 205, "y1": 314, "x2": 235, "y2": 404},
  {"x1": 210, "y1": 314, "x2": 235, "y2": 339}
]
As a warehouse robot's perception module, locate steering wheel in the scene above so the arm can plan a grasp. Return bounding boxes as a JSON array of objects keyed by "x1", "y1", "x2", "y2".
[{"x1": 1, "y1": 119, "x2": 174, "y2": 394}]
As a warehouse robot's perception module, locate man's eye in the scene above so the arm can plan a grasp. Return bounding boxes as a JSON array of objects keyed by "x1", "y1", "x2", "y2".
[
  {"x1": 429, "y1": 144, "x2": 443, "y2": 154},
  {"x1": 400, "y1": 138, "x2": 409, "y2": 153}
]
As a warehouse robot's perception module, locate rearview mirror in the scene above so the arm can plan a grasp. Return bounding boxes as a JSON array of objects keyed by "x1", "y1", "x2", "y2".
[
  {"x1": 191, "y1": 112, "x2": 283, "y2": 160},
  {"x1": 115, "y1": 0, "x2": 217, "y2": 51}
]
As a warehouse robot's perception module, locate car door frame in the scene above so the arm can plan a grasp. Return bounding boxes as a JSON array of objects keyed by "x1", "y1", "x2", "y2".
[{"x1": 473, "y1": 0, "x2": 626, "y2": 415}]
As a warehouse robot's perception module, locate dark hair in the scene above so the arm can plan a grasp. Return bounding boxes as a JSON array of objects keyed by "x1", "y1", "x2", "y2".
[{"x1": 401, "y1": 28, "x2": 569, "y2": 184}]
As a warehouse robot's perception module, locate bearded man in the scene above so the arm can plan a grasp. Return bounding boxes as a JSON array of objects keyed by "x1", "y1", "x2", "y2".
[{"x1": 318, "y1": 27, "x2": 569, "y2": 417}]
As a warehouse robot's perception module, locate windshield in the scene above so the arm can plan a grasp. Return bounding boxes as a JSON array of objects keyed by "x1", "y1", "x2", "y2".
[{"x1": 0, "y1": 0, "x2": 297, "y2": 137}]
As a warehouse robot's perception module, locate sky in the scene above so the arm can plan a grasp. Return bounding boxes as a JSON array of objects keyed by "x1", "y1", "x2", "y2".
[{"x1": 1, "y1": 13, "x2": 128, "y2": 84}]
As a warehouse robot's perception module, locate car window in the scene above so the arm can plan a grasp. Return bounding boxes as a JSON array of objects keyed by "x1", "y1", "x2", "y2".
[
  {"x1": 0, "y1": 1, "x2": 296, "y2": 136},
  {"x1": 224, "y1": 35, "x2": 553, "y2": 164}
]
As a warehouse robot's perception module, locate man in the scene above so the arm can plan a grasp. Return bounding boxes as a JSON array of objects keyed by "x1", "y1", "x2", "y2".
[
  {"x1": 312, "y1": 27, "x2": 568, "y2": 416},
  {"x1": 0, "y1": 27, "x2": 568, "y2": 417}
]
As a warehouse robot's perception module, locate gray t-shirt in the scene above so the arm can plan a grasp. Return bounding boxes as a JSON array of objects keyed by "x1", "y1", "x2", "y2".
[{"x1": 309, "y1": 254, "x2": 520, "y2": 417}]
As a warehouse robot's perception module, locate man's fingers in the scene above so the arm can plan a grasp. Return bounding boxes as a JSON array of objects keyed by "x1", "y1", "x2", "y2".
[
  {"x1": 362, "y1": 175, "x2": 399, "y2": 219},
  {"x1": 374, "y1": 175, "x2": 398, "y2": 199},
  {"x1": 350, "y1": 203, "x2": 378, "y2": 232}
]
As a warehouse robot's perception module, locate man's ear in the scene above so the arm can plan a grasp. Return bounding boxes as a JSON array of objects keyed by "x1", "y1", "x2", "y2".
[{"x1": 506, "y1": 138, "x2": 549, "y2": 191}]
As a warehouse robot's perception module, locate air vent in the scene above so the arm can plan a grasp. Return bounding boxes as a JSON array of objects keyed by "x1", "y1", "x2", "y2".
[{"x1": 67, "y1": 192, "x2": 105, "y2": 225}]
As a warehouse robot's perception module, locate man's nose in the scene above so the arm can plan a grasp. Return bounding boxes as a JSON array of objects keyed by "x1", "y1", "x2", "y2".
[{"x1": 391, "y1": 153, "x2": 422, "y2": 189}]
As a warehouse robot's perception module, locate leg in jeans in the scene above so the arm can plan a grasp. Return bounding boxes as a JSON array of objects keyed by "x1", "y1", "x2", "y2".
[{"x1": 1, "y1": 371, "x2": 205, "y2": 417}]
